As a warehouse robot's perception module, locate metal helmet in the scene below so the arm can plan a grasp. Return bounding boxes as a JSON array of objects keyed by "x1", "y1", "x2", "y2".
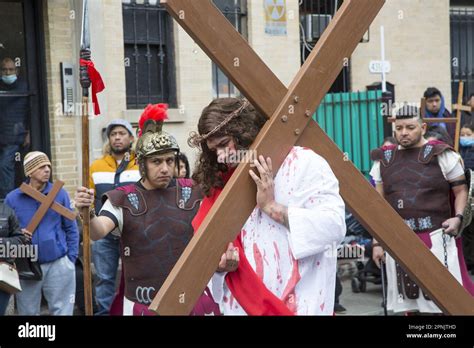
[{"x1": 135, "y1": 103, "x2": 180, "y2": 161}]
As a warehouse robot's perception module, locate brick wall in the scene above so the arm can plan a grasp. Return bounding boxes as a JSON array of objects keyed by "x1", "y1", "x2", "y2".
[{"x1": 43, "y1": 0, "x2": 79, "y2": 197}]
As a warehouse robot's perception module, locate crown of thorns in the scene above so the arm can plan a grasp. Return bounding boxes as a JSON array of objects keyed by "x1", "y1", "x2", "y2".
[{"x1": 189, "y1": 99, "x2": 250, "y2": 147}]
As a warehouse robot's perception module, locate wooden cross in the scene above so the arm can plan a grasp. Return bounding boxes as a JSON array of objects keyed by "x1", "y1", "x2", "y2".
[
  {"x1": 452, "y1": 81, "x2": 473, "y2": 152},
  {"x1": 19, "y1": 181, "x2": 76, "y2": 233},
  {"x1": 388, "y1": 99, "x2": 457, "y2": 123},
  {"x1": 149, "y1": 0, "x2": 474, "y2": 315}
]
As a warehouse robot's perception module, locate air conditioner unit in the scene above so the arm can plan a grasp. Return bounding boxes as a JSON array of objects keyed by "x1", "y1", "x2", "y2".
[{"x1": 303, "y1": 14, "x2": 332, "y2": 42}]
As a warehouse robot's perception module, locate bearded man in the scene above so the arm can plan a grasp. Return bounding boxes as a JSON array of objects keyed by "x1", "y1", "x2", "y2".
[
  {"x1": 88, "y1": 119, "x2": 140, "y2": 315},
  {"x1": 190, "y1": 98, "x2": 346, "y2": 315},
  {"x1": 370, "y1": 105, "x2": 474, "y2": 314},
  {"x1": 76, "y1": 105, "x2": 231, "y2": 315}
]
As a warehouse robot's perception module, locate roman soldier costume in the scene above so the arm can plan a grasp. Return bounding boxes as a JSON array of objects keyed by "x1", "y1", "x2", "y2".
[
  {"x1": 102, "y1": 104, "x2": 219, "y2": 315},
  {"x1": 371, "y1": 140, "x2": 474, "y2": 308}
]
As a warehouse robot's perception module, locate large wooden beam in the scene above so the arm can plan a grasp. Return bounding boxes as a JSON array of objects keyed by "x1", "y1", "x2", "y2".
[
  {"x1": 158, "y1": 0, "x2": 287, "y2": 118},
  {"x1": 152, "y1": 0, "x2": 474, "y2": 315},
  {"x1": 20, "y1": 182, "x2": 66, "y2": 233},
  {"x1": 19, "y1": 183, "x2": 76, "y2": 222},
  {"x1": 150, "y1": 0, "x2": 388, "y2": 315}
]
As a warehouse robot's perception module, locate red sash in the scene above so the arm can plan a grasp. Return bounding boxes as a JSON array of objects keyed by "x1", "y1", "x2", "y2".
[{"x1": 192, "y1": 170, "x2": 294, "y2": 316}]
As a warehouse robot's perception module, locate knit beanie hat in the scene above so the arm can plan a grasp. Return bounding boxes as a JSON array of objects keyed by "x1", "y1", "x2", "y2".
[{"x1": 23, "y1": 151, "x2": 51, "y2": 177}]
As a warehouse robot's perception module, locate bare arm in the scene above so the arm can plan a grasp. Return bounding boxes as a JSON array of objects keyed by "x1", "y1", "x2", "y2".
[
  {"x1": 442, "y1": 174, "x2": 468, "y2": 235},
  {"x1": 89, "y1": 215, "x2": 116, "y2": 241},
  {"x1": 450, "y1": 174, "x2": 468, "y2": 216}
]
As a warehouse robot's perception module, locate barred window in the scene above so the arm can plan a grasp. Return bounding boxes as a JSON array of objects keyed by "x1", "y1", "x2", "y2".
[
  {"x1": 212, "y1": 0, "x2": 248, "y2": 98},
  {"x1": 299, "y1": 0, "x2": 368, "y2": 93},
  {"x1": 450, "y1": 8, "x2": 474, "y2": 102},
  {"x1": 122, "y1": 0, "x2": 177, "y2": 109}
]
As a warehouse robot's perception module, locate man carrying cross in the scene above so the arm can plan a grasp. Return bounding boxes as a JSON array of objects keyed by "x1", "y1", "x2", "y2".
[
  {"x1": 5, "y1": 151, "x2": 79, "y2": 315},
  {"x1": 370, "y1": 106, "x2": 474, "y2": 314},
  {"x1": 190, "y1": 98, "x2": 346, "y2": 315}
]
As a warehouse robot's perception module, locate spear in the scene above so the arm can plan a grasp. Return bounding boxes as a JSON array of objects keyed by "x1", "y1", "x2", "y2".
[{"x1": 79, "y1": 0, "x2": 93, "y2": 316}]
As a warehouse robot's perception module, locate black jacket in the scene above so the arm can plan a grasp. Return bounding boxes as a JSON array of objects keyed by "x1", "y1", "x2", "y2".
[
  {"x1": 461, "y1": 145, "x2": 474, "y2": 170},
  {"x1": 0, "y1": 78, "x2": 29, "y2": 145},
  {"x1": 0, "y1": 200, "x2": 28, "y2": 265}
]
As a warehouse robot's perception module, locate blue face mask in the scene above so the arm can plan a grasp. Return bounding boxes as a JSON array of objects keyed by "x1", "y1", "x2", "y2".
[
  {"x1": 460, "y1": 137, "x2": 474, "y2": 147},
  {"x1": 1, "y1": 74, "x2": 17, "y2": 85}
]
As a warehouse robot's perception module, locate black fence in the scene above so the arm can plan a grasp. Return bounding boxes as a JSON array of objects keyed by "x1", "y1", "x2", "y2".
[
  {"x1": 212, "y1": 0, "x2": 247, "y2": 98},
  {"x1": 122, "y1": 0, "x2": 177, "y2": 109},
  {"x1": 299, "y1": 0, "x2": 351, "y2": 93},
  {"x1": 450, "y1": 8, "x2": 474, "y2": 103}
]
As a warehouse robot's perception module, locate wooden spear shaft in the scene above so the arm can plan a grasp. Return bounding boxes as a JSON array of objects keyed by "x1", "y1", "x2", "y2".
[
  {"x1": 82, "y1": 100, "x2": 93, "y2": 316},
  {"x1": 79, "y1": 0, "x2": 93, "y2": 316},
  {"x1": 80, "y1": 61, "x2": 93, "y2": 317}
]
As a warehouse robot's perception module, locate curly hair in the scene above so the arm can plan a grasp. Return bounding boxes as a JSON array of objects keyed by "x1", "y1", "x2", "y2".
[{"x1": 189, "y1": 98, "x2": 267, "y2": 196}]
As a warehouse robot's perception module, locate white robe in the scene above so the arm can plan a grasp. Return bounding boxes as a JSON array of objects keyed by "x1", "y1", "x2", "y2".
[
  {"x1": 385, "y1": 229, "x2": 463, "y2": 314},
  {"x1": 210, "y1": 146, "x2": 346, "y2": 315}
]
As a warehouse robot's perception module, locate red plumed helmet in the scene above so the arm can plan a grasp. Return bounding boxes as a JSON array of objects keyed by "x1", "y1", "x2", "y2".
[{"x1": 138, "y1": 103, "x2": 169, "y2": 137}]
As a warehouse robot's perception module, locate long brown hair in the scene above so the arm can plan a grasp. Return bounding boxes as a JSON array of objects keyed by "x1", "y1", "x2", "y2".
[{"x1": 189, "y1": 98, "x2": 267, "y2": 196}]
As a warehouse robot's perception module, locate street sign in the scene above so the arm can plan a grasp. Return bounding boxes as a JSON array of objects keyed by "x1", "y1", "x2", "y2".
[{"x1": 369, "y1": 60, "x2": 390, "y2": 74}]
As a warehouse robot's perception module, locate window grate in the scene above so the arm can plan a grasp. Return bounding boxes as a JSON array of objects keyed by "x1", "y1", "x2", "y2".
[
  {"x1": 212, "y1": 0, "x2": 247, "y2": 99},
  {"x1": 122, "y1": 0, "x2": 177, "y2": 109}
]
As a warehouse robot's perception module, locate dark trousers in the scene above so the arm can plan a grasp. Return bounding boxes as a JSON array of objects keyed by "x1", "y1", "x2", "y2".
[
  {"x1": 0, "y1": 290, "x2": 11, "y2": 315},
  {"x1": 463, "y1": 222, "x2": 474, "y2": 268},
  {"x1": 335, "y1": 274, "x2": 342, "y2": 304}
]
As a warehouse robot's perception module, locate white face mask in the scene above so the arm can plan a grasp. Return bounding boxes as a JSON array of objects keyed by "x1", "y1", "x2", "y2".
[{"x1": 1, "y1": 74, "x2": 17, "y2": 85}]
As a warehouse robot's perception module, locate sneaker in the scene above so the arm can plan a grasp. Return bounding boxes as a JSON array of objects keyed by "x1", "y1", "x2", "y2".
[{"x1": 334, "y1": 303, "x2": 347, "y2": 313}]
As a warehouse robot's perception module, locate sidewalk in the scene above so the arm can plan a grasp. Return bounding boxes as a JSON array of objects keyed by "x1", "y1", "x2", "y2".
[
  {"x1": 336, "y1": 261, "x2": 474, "y2": 316},
  {"x1": 338, "y1": 277, "x2": 385, "y2": 315},
  {"x1": 336, "y1": 260, "x2": 385, "y2": 316}
]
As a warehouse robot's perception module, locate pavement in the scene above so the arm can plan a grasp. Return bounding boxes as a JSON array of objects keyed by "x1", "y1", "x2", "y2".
[
  {"x1": 335, "y1": 259, "x2": 386, "y2": 316},
  {"x1": 335, "y1": 259, "x2": 474, "y2": 316},
  {"x1": 6, "y1": 259, "x2": 474, "y2": 316}
]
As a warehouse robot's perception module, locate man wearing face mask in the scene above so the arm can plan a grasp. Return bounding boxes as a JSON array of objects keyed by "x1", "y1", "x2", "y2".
[
  {"x1": 460, "y1": 124, "x2": 474, "y2": 170},
  {"x1": 0, "y1": 57, "x2": 30, "y2": 199}
]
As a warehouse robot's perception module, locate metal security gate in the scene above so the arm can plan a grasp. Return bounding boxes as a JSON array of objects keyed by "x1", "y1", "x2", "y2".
[
  {"x1": 313, "y1": 90, "x2": 384, "y2": 178},
  {"x1": 211, "y1": 0, "x2": 247, "y2": 98},
  {"x1": 450, "y1": 8, "x2": 474, "y2": 103},
  {"x1": 122, "y1": 0, "x2": 177, "y2": 109}
]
